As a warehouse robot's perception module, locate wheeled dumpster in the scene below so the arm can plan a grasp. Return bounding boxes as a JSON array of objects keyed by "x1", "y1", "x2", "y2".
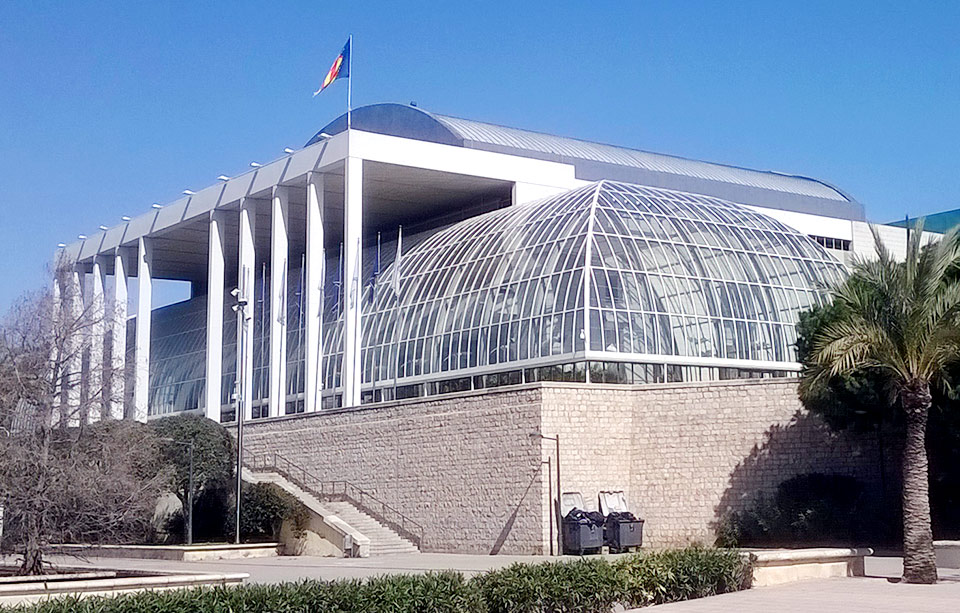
[
  {"x1": 599, "y1": 490, "x2": 644, "y2": 553},
  {"x1": 561, "y1": 492, "x2": 603, "y2": 555}
]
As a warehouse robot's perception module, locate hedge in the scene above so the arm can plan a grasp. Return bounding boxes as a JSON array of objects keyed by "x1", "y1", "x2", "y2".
[{"x1": 6, "y1": 546, "x2": 750, "y2": 613}]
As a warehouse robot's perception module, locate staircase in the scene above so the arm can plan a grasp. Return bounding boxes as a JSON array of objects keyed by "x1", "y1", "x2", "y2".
[
  {"x1": 245, "y1": 452, "x2": 422, "y2": 557},
  {"x1": 321, "y1": 501, "x2": 419, "y2": 555}
]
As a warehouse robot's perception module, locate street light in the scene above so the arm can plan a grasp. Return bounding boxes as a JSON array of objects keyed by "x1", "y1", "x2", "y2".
[
  {"x1": 231, "y1": 285, "x2": 250, "y2": 544},
  {"x1": 531, "y1": 432, "x2": 562, "y2": 555},
  {"x1": 159, "y1": 437, "x2": 195, "y2": 545}
]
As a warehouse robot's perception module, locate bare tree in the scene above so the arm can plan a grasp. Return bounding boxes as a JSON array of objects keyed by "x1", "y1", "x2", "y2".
[{"x1": 0, "y1": 269, "x2": 167, "y2": 575}]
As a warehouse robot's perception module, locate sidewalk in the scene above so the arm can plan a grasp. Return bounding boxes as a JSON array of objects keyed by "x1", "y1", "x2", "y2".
[
  {"x1": 638, "y1": 557, "x2": 960, "y2": 613},
  {"x1": 12, "y1": 552, "x2": 960, "y2": 613}
]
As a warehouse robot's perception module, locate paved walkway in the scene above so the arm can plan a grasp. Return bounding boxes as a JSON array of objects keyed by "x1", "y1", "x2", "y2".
[
  {"x1": 640, "y1": 557, "x2": 960, "y2": 613},
  {"x1": 9, "y1": 552, "x2": 960, "y2": 612}
]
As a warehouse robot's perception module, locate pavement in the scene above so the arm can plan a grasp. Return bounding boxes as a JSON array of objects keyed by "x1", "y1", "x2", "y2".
[{"x1": 6, "y1": 552, "x2": 959, "y2": 612}]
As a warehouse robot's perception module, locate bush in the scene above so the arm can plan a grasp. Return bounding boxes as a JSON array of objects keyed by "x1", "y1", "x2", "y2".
[
  {"x1": 238, "y1": 482, "x2": 309, "y2": 542},
  {"x1": 477, "y1": 557, "x2": 621, "y2": 613},
  {"x1": 7, "y1": 546, "x2": 750, "y2": 613},
  {"x1": 10, "y1": 572, "x2": 484, "y2": 613},
  {"x1": 614, "y1": 546, "x2": 751, "y2": 607},
  {"x1": 721, "y1": 473, "x2": 868, "y2": 547}
]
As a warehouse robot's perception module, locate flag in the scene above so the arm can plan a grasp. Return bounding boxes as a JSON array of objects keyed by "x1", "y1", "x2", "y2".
[
  {"x1": 392, "y1": 226, "x2": 403, "y2": 295},
  {"x1": 314, "y1": 38, "x2": 351, "y2": 96},
  {"x1": 370, "y1": 232, "x2": 381, "y2": 295},
  {"x1": 333, "y1": 242, "x2": 343, "y2": 317}
]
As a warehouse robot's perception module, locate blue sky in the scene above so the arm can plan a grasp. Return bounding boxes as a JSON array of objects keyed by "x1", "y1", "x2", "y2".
[{"x1": 2, "y1": 1, "x2": 960, "y2": 310}]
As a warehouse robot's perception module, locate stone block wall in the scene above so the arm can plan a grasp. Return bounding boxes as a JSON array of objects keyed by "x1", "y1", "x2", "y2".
[
  {"x1": 540, "y1": 379, "x2": 879, "y2": 547},
  {"x1": 242, "y1": 378, "x2": 879, "y2": 553},
  {"x1": 241, "y1": 386, "x2": 548, "y2": 554}
]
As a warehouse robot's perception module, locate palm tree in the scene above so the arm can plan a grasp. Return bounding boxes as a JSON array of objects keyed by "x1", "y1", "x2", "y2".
[{"x1": 802, "y1": 221, "x2": 960, "y2": 584}]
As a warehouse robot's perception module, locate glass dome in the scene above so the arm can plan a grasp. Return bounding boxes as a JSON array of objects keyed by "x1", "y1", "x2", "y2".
[{"x1": 344, "y1": 180, "x2": 847, "y2": 391}]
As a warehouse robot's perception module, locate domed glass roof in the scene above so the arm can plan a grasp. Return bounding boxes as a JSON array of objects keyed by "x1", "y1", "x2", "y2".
[{"x1": 324, "y1": 180, "x2": 847, "y2": 389}]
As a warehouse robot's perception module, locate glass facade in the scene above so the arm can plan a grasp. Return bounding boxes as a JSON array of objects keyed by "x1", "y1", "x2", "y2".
[{"x1": 142, "y1": 180, "x2": 847, "y2": 416}]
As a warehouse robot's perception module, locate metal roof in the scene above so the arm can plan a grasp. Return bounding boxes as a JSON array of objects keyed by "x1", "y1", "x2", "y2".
[{"x1": 309, "y1": 104, "x2": 864, "y2": 221}]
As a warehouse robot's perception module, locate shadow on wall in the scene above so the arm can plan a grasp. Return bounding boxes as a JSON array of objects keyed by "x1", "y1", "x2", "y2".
[
  {"x1": 489, "y1": 462, "x2": 545, "y2": 555},
  {"x1": 711, "y1": 409, "x2": 888, "y2": 547}
]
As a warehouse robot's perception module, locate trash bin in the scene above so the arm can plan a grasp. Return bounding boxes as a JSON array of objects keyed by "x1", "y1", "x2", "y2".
[
  {"x1": 599, "y1": 490, "x2": 644, "y2": 553},
  {"x1": 561, "y1": 492, "x2": 603, "y2": 555}
]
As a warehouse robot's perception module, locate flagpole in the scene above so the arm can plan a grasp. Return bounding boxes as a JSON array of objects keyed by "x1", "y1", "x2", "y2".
[{"x1": 347, "y1": 34, "x2": 353, "y2": 130}]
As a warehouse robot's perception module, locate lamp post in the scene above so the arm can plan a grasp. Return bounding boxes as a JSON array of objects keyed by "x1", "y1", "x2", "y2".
[
  {"x1": 532, "y1": 432, "x2": 562, "y2": 555},
  {"x1": 159, "y1": 438, "x2": 195, "y2": 545},
  {"x1": 231, "y1": 285, "x2": 249, "y2": 545}
]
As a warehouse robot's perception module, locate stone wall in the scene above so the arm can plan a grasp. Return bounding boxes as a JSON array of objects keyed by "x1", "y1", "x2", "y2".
[
  {"x1": 242, "y1": 378, "x2": 879, "y2": 553},
  {"x1": 540, "y1": 379, "x2": 880, "y2": 547},
  {"x1": 241, "y1": 387, "x2": 547, "y2": 554}
]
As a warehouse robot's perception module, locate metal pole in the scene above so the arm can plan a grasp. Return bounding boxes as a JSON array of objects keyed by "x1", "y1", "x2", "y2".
[
  {"x1": 347, "y1": 34, "x2": 353, "y2": 130},
  {"x1": 234, "y1": 283, "x2": 247, "y2": 545},
  {"x1": 187, "y1": 441, "x2": 194, "y2": 546},
  {"x1": 556, "y1": 434, "x2": 562, "y2": 555},
  {"x1": 546, "y1": 456, "x2": 553, "y2": 556}
]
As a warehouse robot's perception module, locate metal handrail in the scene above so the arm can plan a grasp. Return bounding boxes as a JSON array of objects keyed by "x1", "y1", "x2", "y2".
[{"x1": 245, "y1": 451, "x2": 423, "y2": 547}]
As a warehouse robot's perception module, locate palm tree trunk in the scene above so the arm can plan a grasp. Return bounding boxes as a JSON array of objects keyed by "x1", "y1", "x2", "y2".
[{"x1": 900, "y1": 380, "x2": 938, "y2": 584}]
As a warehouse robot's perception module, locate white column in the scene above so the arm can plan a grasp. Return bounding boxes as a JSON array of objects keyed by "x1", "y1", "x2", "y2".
[
  {"x1": 342, "y1": 157, "x2": 363, "y2": 407},
  {"x1": 205, "y1": 210, "x2": 226, "y2": 422},
  {"x1": 88, "y1": 256, "x2": 106, "y2": 422},
  {"x1": 64, "y1": 266, "x2": 83, "y2": 427},
  {"x1": 305, "y1": 174, "x2": 325, "y2": 413},
  {"x1": 133, "y1": 237, "x2": 152, "y2": 422},
  {"x1": 50, "y1": 265, "x2": 63, "y2": 427},
  {"x1": 269, "y1": 186, "x2": 290, "y2": 417},
  {"x1": 109, "y1": 250, "x2": 128, "y2": 420},
  {"x1": 238, "y1": 198, "x2": 257, "y2": 421}
]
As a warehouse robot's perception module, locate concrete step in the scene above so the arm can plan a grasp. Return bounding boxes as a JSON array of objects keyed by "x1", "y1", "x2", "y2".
[
  {"x1": 244, "y1": 468, "x2": 419, "y2": 557},
  {"x1": 322, "y1": 501, "x2": 420, "y2": 554}
]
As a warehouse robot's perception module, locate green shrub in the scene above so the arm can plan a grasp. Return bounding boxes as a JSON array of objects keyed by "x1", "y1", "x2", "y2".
[
  {"x1": 614, "y1": 546, "x2": 751, "y2": 607},
  {"x1": 476, "y1": 557, "x2": 621, "y2": 613},
  {"x1": 238, "y1": 482, "x2": 309, "y2": 542},
  {"x1": 6, "y1": 546, "x2": 750, "y2": 613},
  {"x1": 722, "y1": 473, "x2": 868, "y2": 547},
  {"x1": 8, "y1": 573, "x2": 483, "y2": 613}
]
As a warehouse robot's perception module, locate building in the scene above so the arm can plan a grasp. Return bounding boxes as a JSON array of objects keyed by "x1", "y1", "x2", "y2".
[{"x1": 56, "y1": 103, "x2": 900, "y2": 552}]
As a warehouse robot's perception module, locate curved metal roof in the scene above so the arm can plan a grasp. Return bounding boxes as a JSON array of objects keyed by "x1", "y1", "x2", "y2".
[{"x1": 309, "y1": 104, "x2": 863, "y2": 221}]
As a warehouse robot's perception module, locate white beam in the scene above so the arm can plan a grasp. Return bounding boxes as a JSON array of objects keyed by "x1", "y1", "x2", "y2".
[
  {"x1": 109, "y1": 250, "x2": 128, "y2": 420},
  {"x1": 133, "y1": 237, "x2": 152, "y2": 422},
  {"x1": 342, "y1": 157, "x2": 363, "y2": 407},
  {"x1": 238, "y1": 198, "x2": 257, "y2": 421},
  {"x1": 88, "y1": 256, "x2": 106, "y2": 423},
  {"x1": 304, "y1": 173, "x2": 325, "y2": 413},
  {"x1": 269, "y1": 187, "x2": 290, "y2": 417},
  {"x1": 205, "y1": 210, "x2": 226, "y2": 422}
]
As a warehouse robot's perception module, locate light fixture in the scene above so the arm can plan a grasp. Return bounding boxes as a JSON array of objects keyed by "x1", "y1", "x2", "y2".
[
  {"x1": 318, "y1": 132, "x2": 332, "y2": 139},
  {"x1": 121, "y1": 215, "x2": 132, "y2": 222},
  {"x1": 78, "y1": 234, "x2": 87, "y2": 240},
  {"x1": 217, "y1": 175, "x2": 230, "y2": 182},
  {"x1": 183, "y1": 189, "x2": 196, "y2": 195},
  {"x1": 283, "y1": 147, "x2": 295, "y2": 154},
  {"x1": 98, "y1": 225, "x2": 109, "y2": 231},
  {"x1": 152, "y1": 203, "x2": 163, "y2": 209},
  {"x1": 57, "y1": 242, "x2": 66, "y2": 248},
  {"x1": 249, "y1": 161, "x2": 262, "y2": 168}
]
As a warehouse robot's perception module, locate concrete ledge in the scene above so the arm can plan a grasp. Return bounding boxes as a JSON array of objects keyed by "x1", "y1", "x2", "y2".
[
  {"x1": 935, "y1": 541, "x2": 960, "y2": 569},
  {"x1": 52, "y1": 542, "x2": 279, "y2": 562},
  {"x1": 0, "y1": 571, "x2": 247, "y2": 606},
  {"x1": 748, "y1": 547, "x2": 873, "y2": 587}
]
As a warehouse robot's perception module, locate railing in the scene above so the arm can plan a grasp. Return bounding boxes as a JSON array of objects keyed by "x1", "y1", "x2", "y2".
[{"x1": 246, "y1": 451, "x2": 424, "y2": 548}]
